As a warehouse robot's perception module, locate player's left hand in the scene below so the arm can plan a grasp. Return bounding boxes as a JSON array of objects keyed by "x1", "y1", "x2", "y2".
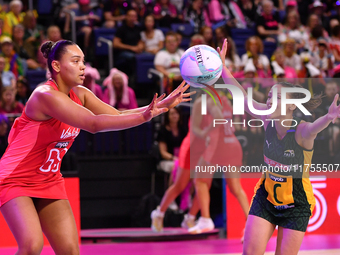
[
  {"x1": 157, "y1": 81, "x2": 196, "y2": 109},
  {"x1": 327, "y1": 94, "x2": 340, "y2": 123},
  {"x1": 143, "y1": 93, "x2": 169, "y2": 121}
]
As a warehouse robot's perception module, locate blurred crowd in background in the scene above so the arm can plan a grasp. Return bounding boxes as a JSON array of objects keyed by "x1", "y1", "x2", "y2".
[{"x1": 0, "y1": 0, "x2": 340, "y2": 169}]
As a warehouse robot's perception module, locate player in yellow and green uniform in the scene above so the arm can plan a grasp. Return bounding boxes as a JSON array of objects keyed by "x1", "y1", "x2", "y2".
[{"x1": 218, "y1": 38, "x2": 340, "y2": 255}]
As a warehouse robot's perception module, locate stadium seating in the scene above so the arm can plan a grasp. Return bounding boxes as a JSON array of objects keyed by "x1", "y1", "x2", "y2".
[
  {"x1": 26, "y1": 70, "x2": 47, "y2": 91},
  {"x1": 170, "y1": 23, "x2": 195, "y2": 37},
  {"x1": 135, "y1": 53, "x2": 155, "y2": 84}
]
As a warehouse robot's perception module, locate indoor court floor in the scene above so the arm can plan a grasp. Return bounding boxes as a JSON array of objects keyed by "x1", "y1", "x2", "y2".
[{"x1": 0, "y1": 233, "x2": 339, "y2": 255}]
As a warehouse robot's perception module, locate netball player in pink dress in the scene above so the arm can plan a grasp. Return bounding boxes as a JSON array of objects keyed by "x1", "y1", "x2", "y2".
[
  {"x1": 0, "y1": 40, "x2": 192, "y2": 254},
  {"x1": 189, "y1": 93, "x2": 249, "y2": 234},
  {"x1": 151, "y1": 94, "x2": 214, "y2": 232}
]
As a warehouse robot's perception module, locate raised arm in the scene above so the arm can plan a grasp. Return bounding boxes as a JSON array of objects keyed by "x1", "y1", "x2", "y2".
[
  {"x1": 217, "y1": 38, "x2": 268, "y2": 120},
  {"x1": 299, "y1": 94, "x2": 340, "y2": 142}
]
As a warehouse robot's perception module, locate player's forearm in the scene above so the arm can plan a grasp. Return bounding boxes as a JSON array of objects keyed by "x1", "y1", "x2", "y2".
[
  {"x1": 307, "y1": 114, "x2": 333, "y2": 136},
  {"x1": 90, "y1": 113, "x2": 146, "y2": 133},
  {"x1": 119, "y1": 106, "x2": 148, "y2": 114},
  {"x1": 221, "y1": 65, "x2": 248, "y2": 98}
]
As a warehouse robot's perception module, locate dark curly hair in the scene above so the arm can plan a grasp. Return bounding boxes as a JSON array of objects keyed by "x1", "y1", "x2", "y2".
[{"x1": 40, "y1": 40, "x2": 76, "y2": 74}]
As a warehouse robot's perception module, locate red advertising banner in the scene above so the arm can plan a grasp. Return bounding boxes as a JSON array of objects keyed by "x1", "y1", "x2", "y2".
[{"x1": 226, "y1": 174, "x2": 340, "y2": 238}]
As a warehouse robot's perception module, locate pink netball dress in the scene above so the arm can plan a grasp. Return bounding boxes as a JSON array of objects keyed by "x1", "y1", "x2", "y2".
[
  {"x1": 178, "y1": 114, "x2": 211, "y2": 170},
  {"x1": 0, "y1": 80, "x2": 82, "y2": 207},
  {"x1": 203, "y1": 96, "x2": 243, "y2": 166}
]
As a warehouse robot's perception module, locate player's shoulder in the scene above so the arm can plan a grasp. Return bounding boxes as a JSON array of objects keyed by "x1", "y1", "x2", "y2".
[
  {"x1": 72, "y1": 85, "x2": 88, "y2": 94},
  {"x1": 31, "y1": 83, "x2": 58, "y2": 98}
]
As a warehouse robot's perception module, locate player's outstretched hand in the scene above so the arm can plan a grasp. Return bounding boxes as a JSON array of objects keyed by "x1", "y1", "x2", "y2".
[
  {"x1": 328, "y1": 94, "x2": 340, "y2": 124},
  {"x1": 217, "y1": 38, "x2": 228, "y2": 64},
  {"x1": 158, "y1": 81, "x2": 196, "y2": 109},
  {"x1": 143, "y1": 93, "x2": 169, "y2": 121}
]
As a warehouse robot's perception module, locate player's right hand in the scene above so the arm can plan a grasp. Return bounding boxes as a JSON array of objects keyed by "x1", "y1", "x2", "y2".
[{"x1": 217, "y1": 38, "x2": 228, "y2": 65}]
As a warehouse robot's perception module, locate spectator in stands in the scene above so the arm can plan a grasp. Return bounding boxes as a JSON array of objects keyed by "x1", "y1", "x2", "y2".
[
  {"x1": 0, "y1": 36, "x2": 25, "y2": 78},
  {"x1": 241, "y1": 36, "x2": 271, "y2": 77},
  {"x1": 74, "y1": 0, "x2": 102, "y2": 56},
  {"x1": 113, "y1": 9, "x2": 143, "y2": 77},
  {"x1": 58, "y1": 0, "x2": 79, "y2": 16},
  {"x1": 271, "y1": 0, "x2": 284, "y2": 10},
  {"x1": 157, "y1": 106, "x2": 188, "y2": 212},
  {"x1": 214, "y1": 25, "x2": 228, "y2": 50},
  {"x1": 256, "y1": 0, "x2": 280, "y2": 42},
  {"x1": 154, "y1": 31, "x2": 184, "y2": 92},
  {"x1": 308, "y1": 24, "x2": 326, "y2": 53},
  {"x1": 206, "y1": 0, "x2": 246, "y2": 29},
  {"x1": 22, "y1": 10, "x2": 45, "y2": 57},
  {"x1": 189, "y1": 34, "x2": 205, "y2": 47},
  {"x1": 157, "y1": 106, "x2": 187, "y2": 190},
  {"x1": 141, "y1": 15, "x2": 164, "y2": 55},
  {"x1": 0, "y1": 86, "x2": 24, "y2": 126},
  {"x1": 271, "y1": 60, "x2": 285, "y2": 81},
  {"x1": 46, "y1": 25, "x2": 63, "y2": 43},
  {"x1": 54, "y1": 0, "x2": 78, "y2": 37},
  {"x1": 306, "y1": 14, "x2": 329, "y2": 40},
  {"x1": 15, "y1": 76, "x2": 30, "y2": 106},
  {"x1": 131, "y1": 0, "x2": 148, "y2": 22},
  {"x1": 170, "y1": 0, "x2": 184, "y2": 16},
  {"x1": 0, "y1": 113, "x2": 9, "y2": 158},
  {"x1": 225, "y1": 37, "x2": 242, "y2": 73},
  {"x1": 2, "y1": 0, "x2": 24, "y2": 38},
  {"x1": 12, "y1": 25, "x2": 41, "y2": 70},
  {"x1": 310, "y1": 38, "x2": 334, "y2": 78},
  {"x1": 309, "y1": 0, "x2": 329, "y2": 34},
  {"x1": 102, "y1": 68, "x2": 138, "y2": 110},
  {"x1": 320, "y1": 81, "x2": 339, "y2": 115},
  {"x1": 330, "y1": 25, "x2": 340, "y2": 63},
  {"x1": 278, "y1": 11, "x2": 308, "y2": 51},
  {"x1": 271, "y1": 48, "x2": 298, "y2": 82},
  {"x1": 299, "y1": 59, "x2": 325, "y2": 95},
  {"x1": 103, "y1": 0, "x2": 131, "y2": 28},
  {"x1": 234, "y1": 60, "x2": 265, "y2": 134},
  {"x1": 0, "y1": 4, "x2": 8, "y2": 23},
  {"x1": 200, "y1": 26, "x2": 215, "y2": 48},
  {"x1": 183, "y1": 0, "x2": 209, "y2": 33},
  {"x1": 283, "y1": 38, "x2": 302, "y2": 71},
  {"x1": 237, "y1": 0, "x2": 258, "y2": 27},
  {"x1": 153, "y1": 0, "x2": 179, "y2": 28},
  {"x1": 285, "y1": 0, "x2": 298, "y2": 15},
  {"x1": 37, "y1": 25, "x2": 63, "y2": 69},
  {"x1": 82, "y1": 63, "x2": 104, "y2": 100},
  {"x1": 0, "y1": 56, "x2": 16, "y2": 88},
  {"x1": 241, "y1": 60, "x2": 266, "y2": 103},
  {"x1": 175, "y1": 31, "x2": 183, "y2": 49},
  {"x1": 330, "y1": 19, "x2": 340, "y2": 33}
]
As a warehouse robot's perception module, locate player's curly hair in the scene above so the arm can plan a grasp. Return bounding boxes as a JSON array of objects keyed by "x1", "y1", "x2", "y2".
[{"x1": 40, "y1": 40, "x2": 76, "y2": 74}]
